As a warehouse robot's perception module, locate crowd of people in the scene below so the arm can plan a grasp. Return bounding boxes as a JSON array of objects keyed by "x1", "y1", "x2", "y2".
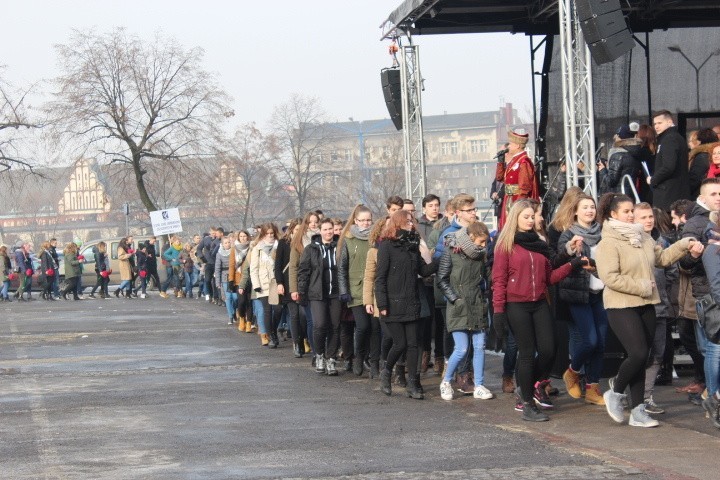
[{"x1": 2, "y1": 113, "x2": 720, "y2": 431}]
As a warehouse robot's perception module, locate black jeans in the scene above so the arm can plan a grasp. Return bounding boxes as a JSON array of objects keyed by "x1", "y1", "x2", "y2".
[
  {"x1": 146, "y1": 264, "x2": 160, "y2": 291},
  {"x1": 284, "y1": 301, "x2": 304, "y2": 344},
  {"x1": 507, "y1": 300, "x2": 556, "y2": 403},
  {"x1": 311, "y1": 298, "x2": 341, "y2": 359},
  {"x1": 62, "y1": 277, "x2": 80, "y2": 299},
  {"x1": 204, "y1": 264, "x2": 216, "y2": 299},
  {"x1": 259, "y1": 297, "x2": 281, "y2": 338},
  {"x1": 677, "y1": 317, "x2": 705, "y2": 383},
  {"x1": 385, "y1": 320, "x2": 420, "y2": 379},
  {"x1": 237, "y1": 289, "x2": 250, "y2": 319},
  {"x1": 607, "y1": 305, "x2": 656, "y2": 409},
  {"x1": 352, "y1": 305, "x2": 381, "y2": 363},
  {"x1": 340, "y1": 318, "x2": 355, "y2": 360}
]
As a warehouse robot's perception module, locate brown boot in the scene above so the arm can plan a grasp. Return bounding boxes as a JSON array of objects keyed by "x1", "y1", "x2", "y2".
[
  {"x1": 563, "y1": 368, "x2": 583, "y2": 399},
  {"x1": 585, "y1": 383, "x2": 605, "y2": 405},
  {"x1": 421, "y1": 351, "x2": 430, "y2": 374},
  {"x1": 433, "y1": 356, "x2": 444, "y2": 375},
  {"x1": 260, "y1": 333, "x2": 269, "y2": 346},
  {"x1": 238, "y1": 316, "x2": 246, "y2": 331},
  {"x1": 502, "y1": 375, "x2": 515, "y2": 393}
]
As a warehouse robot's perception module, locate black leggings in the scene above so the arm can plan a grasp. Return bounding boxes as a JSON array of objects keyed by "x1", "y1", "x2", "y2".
[
  {"x1": 607, "y1": 305, "x2": 656, "y2": 409},
  {"x1": 677, "y1": 317, "x2": 705, "y2": 383},
  {"x1": 385, "y1": 320, "x2": 420, "y2": 379},
  {"x1": 507, "y1": 301, "x2": 556, "y2": 403},
  {"x1": 285, "y1": 301, "x2": 305, "y2": 345},
  {"x1": 311, "y1": 298, "x2": 341, "y2": 359},
  {"x1": 352, "y1": 306, "x2": 381, "y2": 363}
]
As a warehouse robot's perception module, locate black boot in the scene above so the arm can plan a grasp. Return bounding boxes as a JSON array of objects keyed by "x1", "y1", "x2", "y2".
[
  {"x1": 369, "y1": 360, "x2": 380, "y2": 379},
  {"x1": 293, "y1": 342, "x2": 302, "y2": 358},
  {"x1": 380, "y1": 369, "x2": 392, "y2": 396},
  {"x1": 268, "y1": 333, "x2": 279, "y2": 349},
  {"x1": 522, "y1": 401, "x2": 549, "y2": 422},
  {"x1": 406, "y1": 376, "x2": 424, "y2": 400},
  {"x1": 394, "y1": 364, "x2": 407, "y2": 388},
  {"x1": 115, "y1": 289, "x2": 121, "y2": 298},
  {"x1": 353, "y1": 357, "x2": 364, "y2": 376}
]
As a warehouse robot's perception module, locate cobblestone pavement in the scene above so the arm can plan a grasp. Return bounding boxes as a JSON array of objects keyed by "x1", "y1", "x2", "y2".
[{"x1": 1, "y1": 296, "x2": 717, "y2": 479}]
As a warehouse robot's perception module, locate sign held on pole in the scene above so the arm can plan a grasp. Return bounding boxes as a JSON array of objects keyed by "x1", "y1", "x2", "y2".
[{"x1": 149, "y1": 208, "x2": 183, "y2": 236}]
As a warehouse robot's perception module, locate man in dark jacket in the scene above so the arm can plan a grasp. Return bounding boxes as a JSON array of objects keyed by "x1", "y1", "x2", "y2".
[
  {"x1": 49, "y1": 238, "x2": 61, "y2": 299},
  {"x1": 600, "y1": 125, "x2": 642, "y2": 196},
  {"x1": 417, "y1": 193, "x2": 441, "y2": 242},
  {"x1": 650, "y1": 110, "x2": 690, "y2": 211}
]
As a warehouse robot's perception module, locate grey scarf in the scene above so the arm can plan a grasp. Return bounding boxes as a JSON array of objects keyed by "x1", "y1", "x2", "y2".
[
  {"x1": 569, "y1": 221, "x2": 602, "y2": 247},
  {"x1": 350, "y1": 224, "x2": 370, "y2": 241},
  {"x1": 452, "y1": 228, "x2": 485, "y2": 260}
]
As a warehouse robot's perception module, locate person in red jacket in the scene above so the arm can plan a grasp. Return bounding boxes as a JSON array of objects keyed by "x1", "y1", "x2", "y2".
[
  {"x1": 492, "y1": 199, "x2": 585, "y2": 422},
  {"x1": 495, "y1": 129, "x2": 540, "y2": 230}
]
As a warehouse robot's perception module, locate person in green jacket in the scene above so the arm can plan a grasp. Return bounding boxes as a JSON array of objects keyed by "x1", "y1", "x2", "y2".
[
  {"x1": 62, "y1": 242, "x2": 82, "y2": 301},
  {"x1": 436, "y1": 222, "x2": 494, "y2": 401}
]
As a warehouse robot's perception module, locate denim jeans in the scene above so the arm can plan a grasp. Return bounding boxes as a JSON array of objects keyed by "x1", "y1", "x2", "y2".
[
  {"x1": 253, "y1": 299, "x2": 266, "y2": 334},
  {"x1": 444, "y1": 330, "x2": 487, "y2": 386},
  {"x1": 184, "y1": 270, "x2": 197, "y2": 297},
  {"x1": 222, "y1": 282, "x2": 237, "y2": 321},
  {"x1": 695, "y1": 321, "x2": 720, "y2": 397},
  {"x1": 118, "y1": 280, "x2": 131, "y2": 291},
  {"x1": 1, "y1": 279, "x2": 9, "y2": 298},
  {"x1": 161, "y1": 266, "x2": 177, "y2": 292},
  {"x1": 567, "y1": 292, "x2": 608, "y2": 384}
]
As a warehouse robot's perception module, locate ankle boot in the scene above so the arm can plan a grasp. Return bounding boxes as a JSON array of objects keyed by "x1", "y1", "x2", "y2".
[
  {"x1": 369, "y1": 360, "x2": 380, "y2": 379},
  {"x1": 269, "y1": 332, "x2": 279, "y2": 349},
  {"x1": 394, "y1": 364, "x2": 407, "y2": 387},
  {"x1": 260, "y1": 333, "x2": 269, "y2": 346},
  {"x1": 406, "y1": 376, "x2": 424, "y2": 400},
  {"x1": 238, "y1": 316, "x2": 246, "y2": 331},
  {"x1": 293, "y1": 342, "x2": 302, "y2": 358},
  {"x1": 421, "y1": 351, "x2": 430, "y2": 373},
  {"x1": 380, "y1": 369, "x2": 392, "y2": 396}
]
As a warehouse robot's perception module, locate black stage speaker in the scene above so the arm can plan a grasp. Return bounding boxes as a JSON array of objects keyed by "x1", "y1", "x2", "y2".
[
  {"x1": 576, "y1": 0, "x2": 621, "y2": 21},
  {"x1": 381, "y1": 68, "x2": 403, "y2": 131},
  {"x1": 576, "y1": 0, "x2": 634, "y2": 64},
  {"x1": 588, "y1": 29, "x2": 635, "y2": 65}
]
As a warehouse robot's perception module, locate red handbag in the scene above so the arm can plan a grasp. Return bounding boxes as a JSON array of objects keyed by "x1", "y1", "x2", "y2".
[
  {"x1": 25, "y1": 268, "x2": 33, "y2": 276},
  {"x1": 100, "y1": 270, "x2": 109, "y2": 278},
  {"x1": 46, "y1": 269, "x2": 55, "y2": 276},
  {"x1": 8, "y1": 273, "x2": 18, "y2": 281},
  {"x1": 139, "y1": 270, "x2": 147, "y2": 278}
]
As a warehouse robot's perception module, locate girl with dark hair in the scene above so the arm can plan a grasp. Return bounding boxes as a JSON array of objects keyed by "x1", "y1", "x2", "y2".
[
  {"x1": 298, "y1": 218, "x2": 341, "y2": 375},
  {"x1": 596, "y1": 193, "x2": 700, "y2": 427},
  {"x1": 290, "y1": 212, "x2": 321, "y2": 357},
  {"x1": 89, "y1": 241, "x2": 110, "y2": 299},
  {"x1": 338, "y1": 205, "x2": 376, "y2": 376},
  {"x1": 275, "y1": 219, "x2": 305, "y2": 356},
  {"x1": 375, "y1": 210, "x2": 438, "y2": 398},
  {"x1": 363, "y1": 217, "x2": 390, "y2": 379},
  {"x1": 492, "y1": 199, "x2": 582, "y2": 422},
  {"x1": 116, "y1": 238, "x2": 134, "y2": 299}
]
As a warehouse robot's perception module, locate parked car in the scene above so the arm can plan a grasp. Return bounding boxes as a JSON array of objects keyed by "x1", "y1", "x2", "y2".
[{"x1": 79, "y1": 236, "x2": 168, "y2": 289}]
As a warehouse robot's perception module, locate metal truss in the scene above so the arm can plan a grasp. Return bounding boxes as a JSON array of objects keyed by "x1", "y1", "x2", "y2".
[
  {"x1": 399, "y1": 40, "x2": 427, "y2": 206},
  {"x1": 558, "y1": 0, "x2": 597, "y2": 199}
]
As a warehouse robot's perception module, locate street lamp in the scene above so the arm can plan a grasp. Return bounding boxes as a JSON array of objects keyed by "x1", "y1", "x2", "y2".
[{"x1": 667, "y1": 45, "x2": 720, "y2": 128}]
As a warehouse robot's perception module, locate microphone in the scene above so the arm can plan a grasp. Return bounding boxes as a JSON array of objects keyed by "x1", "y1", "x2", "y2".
[{"x1": 495, "y1": 148, "x2": 509, "y2": 158}]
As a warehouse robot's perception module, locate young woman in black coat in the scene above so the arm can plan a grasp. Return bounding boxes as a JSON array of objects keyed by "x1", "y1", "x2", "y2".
[{"x1": 375, "y1": 209, "x2": 438, "y2": 399}]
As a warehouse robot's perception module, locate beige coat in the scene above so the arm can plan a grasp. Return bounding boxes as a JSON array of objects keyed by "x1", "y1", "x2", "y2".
[
  {"x1": 250, "y1": 242, "x2": 279, "y2": 305},
  {"x1": 118, "y1": 247, "x2": 132, "y2": 281},
  {"x1": 362, "y1": 247, "x2": 380, "y2": 318},
  {"x1": 597, "y1": 222, "x2": 691, "y2": 310}
]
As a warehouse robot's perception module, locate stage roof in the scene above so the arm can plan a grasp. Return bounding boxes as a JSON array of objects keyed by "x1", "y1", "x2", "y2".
[{"x1": 381, "y1": 0, "x2": 720, "y2": 38}]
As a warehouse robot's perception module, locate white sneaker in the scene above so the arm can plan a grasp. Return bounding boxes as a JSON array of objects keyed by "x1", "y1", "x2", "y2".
[
  {"x1": 629, "y1": 404, "x2": 660, "y2": 428},
  {"x1": 140, "y1": 293, "x2": 146, "y2": 299},
  {"x1": 473, "y1": 385, "x2": 495, "y2": 400},
  {"x1": 205, "y1": 294, "x2": 210, "y2": 301},
  {"x1": 440, "y1": 381, "x2": 454, "y2": 401}
]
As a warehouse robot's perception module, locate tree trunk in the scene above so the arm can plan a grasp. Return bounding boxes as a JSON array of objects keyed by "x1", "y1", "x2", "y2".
[{"x1": 132, "y1": 153, "x2": 158, "y2": 213}]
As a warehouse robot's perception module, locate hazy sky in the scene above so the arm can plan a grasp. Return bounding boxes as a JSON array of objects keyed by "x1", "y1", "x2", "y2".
[{"x1": 1, "y1": 0, "x2": 535, "y2": 127}]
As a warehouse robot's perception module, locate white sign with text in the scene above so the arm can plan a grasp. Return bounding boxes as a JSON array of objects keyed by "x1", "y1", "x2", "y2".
[{"x1": 149, "y1": 208, "x2": 183, "y2": 236}]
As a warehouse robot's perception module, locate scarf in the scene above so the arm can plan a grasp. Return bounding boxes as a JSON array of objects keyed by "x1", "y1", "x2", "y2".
[
  {"x1": 302, "y1": 230, "x2": 318, "y2": 247},
  {"x1": 260, "y1": 240, "x2": 274, "y2": 256},
  {"x1": 514, "y1": 231, "x2": 553, "y2": 259},
  {"x1": 395, "y1": 229, "x2": 420, "y2": 251},
  {"x1": 606, "y1": 218, "x2": 644, "y2": 248},
  {"x1": 350, "y1": 224, "x2": 370, "y2": 241},
  {"x1": 218, "y1": 245, "x2": 231, "y2": 257},
  {"x1": 234, "y1": 240, "x2": 249, "y2": 264},
  {"x1": 453, "y1": 228, "x2": 485, "y2": 260},
  {"x1": 569, "y1": 221, "x2": 602, "y2": 248}
]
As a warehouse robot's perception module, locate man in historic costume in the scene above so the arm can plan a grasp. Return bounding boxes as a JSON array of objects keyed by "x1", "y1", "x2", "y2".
[{"x1": 495, "y1": 128, "x2": 539, "y2": 229}]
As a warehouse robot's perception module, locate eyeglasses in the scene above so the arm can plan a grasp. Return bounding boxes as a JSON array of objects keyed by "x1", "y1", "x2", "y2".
[{"x1": 459, "y1": 207, "x2": 478, "y2": 213}]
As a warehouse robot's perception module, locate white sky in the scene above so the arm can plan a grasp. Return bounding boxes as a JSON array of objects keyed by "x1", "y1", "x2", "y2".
[{"x1": 1, "y1": 0, "x2": 535, "y2": 127}]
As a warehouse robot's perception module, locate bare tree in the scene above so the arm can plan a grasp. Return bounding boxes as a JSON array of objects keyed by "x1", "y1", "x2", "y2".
[
  {"x1": 269, "y1": 93, "x2": 333, "y2": 215},
  {"x1": 363, "y1": 137, "x2": 406, "y2": 214},
  {"x1": 49, "y1": 28, "x2": 233, "y2": 213},
  {"x1": 0, "y1": 67, "x2": 42, "y2": 173}
]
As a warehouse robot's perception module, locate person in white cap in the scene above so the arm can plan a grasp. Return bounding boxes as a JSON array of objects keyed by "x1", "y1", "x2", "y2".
[{"x1": 495, "y1": 128, "x2": 539, "y2": 229}]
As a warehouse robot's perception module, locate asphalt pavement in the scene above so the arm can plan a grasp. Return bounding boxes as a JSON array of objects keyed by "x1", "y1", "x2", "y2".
[{"x1": 1, "y1": 295, "x2": 718, "y2": 479}]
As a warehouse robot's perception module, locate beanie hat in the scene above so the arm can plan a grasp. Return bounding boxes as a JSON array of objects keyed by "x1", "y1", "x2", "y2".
[
  {"x1": 616, "y1": 125, "x2": 634, "y2": 139},
  {"x1": 629, "y1": 121, "x2": 640, "y2": 133},
  {"x1": 508, "y1": 128, "x2": 529, "y2": 146}
]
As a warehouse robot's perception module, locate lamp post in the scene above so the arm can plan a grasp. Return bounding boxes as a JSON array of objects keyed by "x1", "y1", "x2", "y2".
[{"x1": 667, "y1": 46, "x2": 720, "y2": 128}]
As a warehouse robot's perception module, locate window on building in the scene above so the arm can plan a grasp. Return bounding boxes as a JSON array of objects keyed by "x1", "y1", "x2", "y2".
[
  {"x1": 470, "y1": 139, "x2": 489, "y2": 154},
  {"x1": 383, "y1": 146, "x2": 391, "y2": 158},
  {"x1": 452, "y1": 168, "x2": 459, "y2": 178},
  {"x1": 330, "y1": 151, "x2": 338, "y2": 162},
  {"x1": 441, "y1": 141, "x2": 458, "y2": 156},
  {"x1": 482, "y1": 164, "x2": 488, "y2": 176},
  {"x1": 345, "y1": 149, "x2": 353, "y2": 162},
  {"x1": 483, "y1": 187, "x2": 489, "y2": 200},
  {"x1": 473, "y1": 164, "x2": 479, "y2": 177}
]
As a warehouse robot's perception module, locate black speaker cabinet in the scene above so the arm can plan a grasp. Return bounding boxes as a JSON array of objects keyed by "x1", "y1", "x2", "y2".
[
  {"x1": 576, "y1": 0, "x2": 621, "y2": 21},
  {"x1": 581, "y1": 9, "x2": 628, "y2": 44},
  {"x1": 589, "y1": 29, "x2": 635, "y2": 65},
  {"x1": 380, "y1": 68, "x2": 403, "y2": 130}
]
